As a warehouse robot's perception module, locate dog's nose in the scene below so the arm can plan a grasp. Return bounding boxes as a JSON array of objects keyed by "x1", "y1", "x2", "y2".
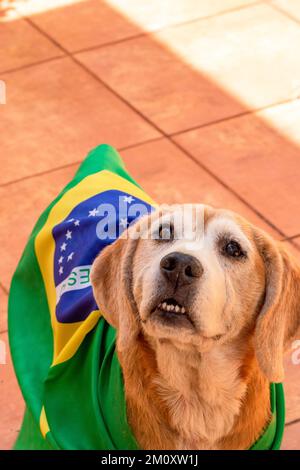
[{"x1": 160, "y1": 252, "x2": 203, "y2": 287}]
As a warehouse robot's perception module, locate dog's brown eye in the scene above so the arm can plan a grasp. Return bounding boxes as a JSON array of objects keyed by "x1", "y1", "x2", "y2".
[
  {"x1": 158, "y1": 224, "x2": 174, "y2": 241},
  {"x1": 223, "y1": 240, "x2": 245, "y2": 258}
]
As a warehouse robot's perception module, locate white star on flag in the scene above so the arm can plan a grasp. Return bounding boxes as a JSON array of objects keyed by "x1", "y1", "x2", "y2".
[
  {"x1": 60, "y1": 242, "x2": 67, "y2": 252},
  {"x1": 74, "y1": 220, "x2": 80, "y2": 226},
  {"x1": 120, "y1": 218, "x2": 128, "y2": 228},
  {"x1": 89, "y1": 208, "x2": 99, "y2": 217},
  {"x1": 59, "y1": 266, "x2": 64, "y2": 275},
  {"x1": 123, "y1": 195, "x2": 134, "y2": 204},
  {"x1": 58, "y1": 256, "x2": 64, "y2": 264},
  {"x1": 67, "y1": 218, "x2": 74, "y2": 222},
  {"x1": 67, "y1": 252, "x2": 74, "y2": 262},
  {"x1": 65, "y1": 230, "x2": 72, "y2": 240}
]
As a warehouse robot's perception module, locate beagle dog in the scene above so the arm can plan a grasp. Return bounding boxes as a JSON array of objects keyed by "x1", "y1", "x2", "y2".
[{"x1": 91, "y1": 204, "x2": 300, "y2": 450}]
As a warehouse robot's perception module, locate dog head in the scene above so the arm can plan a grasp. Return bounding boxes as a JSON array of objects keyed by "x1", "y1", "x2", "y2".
[{"x1": 91, "y1": 204, "x2": 300, "y2": 383}]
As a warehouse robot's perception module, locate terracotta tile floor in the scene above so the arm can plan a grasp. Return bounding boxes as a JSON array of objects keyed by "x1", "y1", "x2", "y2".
[{"x1": 1, "y1": 0, "x2": 300, "y2": 450}]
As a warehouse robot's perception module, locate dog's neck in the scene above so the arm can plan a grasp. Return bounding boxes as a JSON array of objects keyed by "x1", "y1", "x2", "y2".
[
  {"x1": 152, "y1": 339, "x2": 249, "y2": 448},
  {"x1": 117, "y1": 331, "x2": 271, "y2": 450}
]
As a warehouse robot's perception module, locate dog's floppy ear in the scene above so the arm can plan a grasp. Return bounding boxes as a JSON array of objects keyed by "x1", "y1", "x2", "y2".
[
  {"x1": 91, "y1": 232, "x2": 139, "y2": 346},
  {"x1": 254, "y1": 229, "x2": 300, "y2": 382}
]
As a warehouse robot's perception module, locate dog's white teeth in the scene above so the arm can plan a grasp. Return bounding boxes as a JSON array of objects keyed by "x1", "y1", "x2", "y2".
[{"x1": 159, "y1": 302, "x2": 186, "y2": 313}]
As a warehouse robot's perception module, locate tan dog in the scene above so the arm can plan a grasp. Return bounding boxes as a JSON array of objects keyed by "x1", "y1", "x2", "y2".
[{"x1": 91, "y1": 204, "x2": 300, "y2": 450}]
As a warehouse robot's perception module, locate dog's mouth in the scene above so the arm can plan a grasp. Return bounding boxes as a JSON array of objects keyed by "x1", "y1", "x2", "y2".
[
  {"x1": 157, "y1": 298, "x2": 187, "y2": 315},
  {"x1": 150, "y1": 297, "x2": 195, "y2": 329}
]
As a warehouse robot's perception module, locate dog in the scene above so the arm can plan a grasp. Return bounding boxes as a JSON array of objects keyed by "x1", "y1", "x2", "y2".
[
  {"x1": 9, "y1": 146, "x2": 299, "y2": 450},
  {"x1": 91, "y1": 203, "x2": 300, "y2": 450}
]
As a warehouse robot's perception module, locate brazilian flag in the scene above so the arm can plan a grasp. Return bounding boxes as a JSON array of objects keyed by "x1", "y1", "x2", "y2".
[
  {"x1": 8, "y1": 145, "x2": 285, "y2": 450},
  {"x1": 8, "y1": 144, "x2": 154, "y2": 450}
]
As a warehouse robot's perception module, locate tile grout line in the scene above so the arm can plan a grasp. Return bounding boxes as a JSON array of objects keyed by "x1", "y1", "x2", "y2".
[
  {"x1": 20, "y1": 2, "x2": 261, "y2": 46},
  {"x1": 0, "y1": 283, "x2": 9, "y2": 295},
  {"x1": 282, "y1": 233, "x2": 300, "y2": 242},
  {"x1": 12, "y1": 14, "x2": 290, "y2": 241},
  {"x1": 285, "y1": 417, "x2": 300, "y2": 427},
  {"x1": 280, "y1": 239, "x2": 300, "y2": 255},
  {"x1": 71, "y1": 0, "x2": 262, "y2": 55},
  {"x1": 0, "y1": 54, "x2": 66, "y2": 76},
  {"x1": 0, "y1": 136, "x2": 165, "y2": 188},
  {"x1": 168, "y1": 137, "x2": 287, "y2": 239},
  {"x1": 0, "y1": 87, "x2": 298, "y2": 188},
  {"x1": 267, "y1": 1, "x2": 300, "y2": 28},
  {"x1": 2, "y1": 54, "x2": 298, "y2": 131},
  {"x1": 2, "y1": 0, "x2": 262, "y2": 77},
  {"x1": 71, "y1": 32, "x2": 149, "y2": 56},
  {"x1": 23, "y1": 16, "x2": 166, "y2": 137},
  {"x1": 0, "y1": 161, "x2": 83, "y2": 188},
  {"x1": 170, "y1": 97, "x2": 300, "y2": 137},
  {"x1": 287, "y1": 239, "x2": 300, "y2": 253}
]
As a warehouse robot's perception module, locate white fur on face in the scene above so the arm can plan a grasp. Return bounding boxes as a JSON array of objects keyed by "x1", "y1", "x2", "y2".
[{"x1": 132, "y1": 207, "x2": 263, "y2": 346}]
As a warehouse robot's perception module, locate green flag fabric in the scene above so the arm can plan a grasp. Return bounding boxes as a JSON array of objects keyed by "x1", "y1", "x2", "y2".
[{"x1": 8, "y1": 144, "x2": 285, "y2": 450}]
